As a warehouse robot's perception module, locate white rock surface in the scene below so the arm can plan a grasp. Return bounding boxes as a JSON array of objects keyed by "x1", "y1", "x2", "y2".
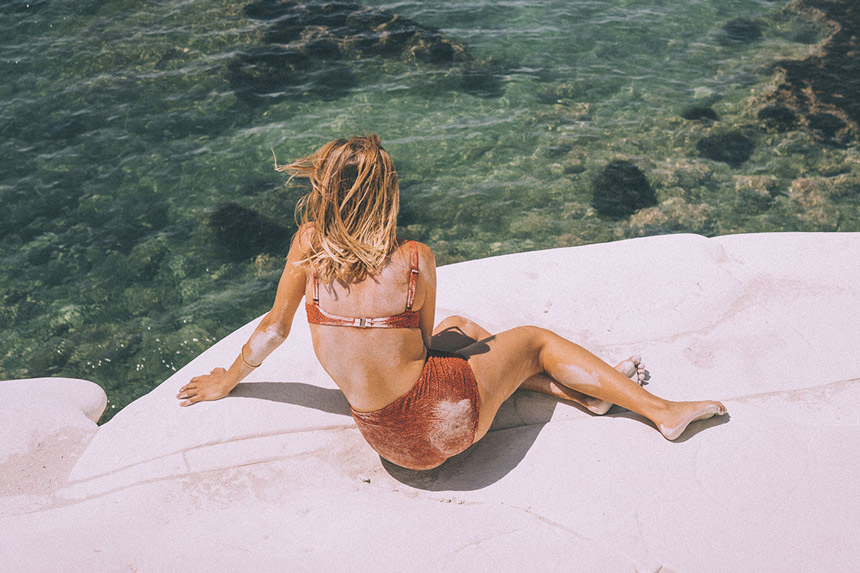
[
  {"x1": 2, "y1": 233, "x2": 859, "y2": 571},
  {"x1": 0, "y1": 378, "x2": 105, "y2": 512}
]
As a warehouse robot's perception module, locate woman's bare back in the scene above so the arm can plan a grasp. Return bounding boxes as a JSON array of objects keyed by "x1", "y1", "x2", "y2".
[{"x1": 305, "y1": 239, "x2": 435, "y2": 411}]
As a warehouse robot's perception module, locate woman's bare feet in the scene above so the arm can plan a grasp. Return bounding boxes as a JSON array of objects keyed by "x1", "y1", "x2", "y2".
[
  {"x1": 584, "y1": 354, "x2": 646, "y2": 415},
  {"x1": 656, "y1": 400, "x2": 728, "y2": 440},
  {"x1": 616, "y1": 354, "x2": 646, "y2": 384}
]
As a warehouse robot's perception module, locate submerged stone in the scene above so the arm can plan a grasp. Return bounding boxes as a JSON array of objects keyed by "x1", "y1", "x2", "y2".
[
  {"x1": 758, "y1": 104, "x2": 798, "y2": 131},
  {"x1": 228, "y1": 46, "x2": 312, "y2": 100},
  {"x1": 807, "y1": 112, "x2": 847, "y2": 139},
  {"x1": 232, "y1": 0, "x2": 475, "y2": 102},
  {"x1": 787, "y1": 177, "x2": 841, "y2": 231},
  {"x1": 242, "y1": 0, "x2": 300, "y2": 20},
  {"x1": 591, "y1": 160, "x2": 657, "y2": 219},
  {"x1": 207, "y1": 203, "x2": 292, "y2": 261},
  {"x1": 628, "y1": 199, "x2": 714, "y2": 236},
  {"x1": 719, "y1": 18, "x2": 764, "y2": 44},
  {"x1": 769, "y1": 0, "x2": 860, "y2": 139},
  {"x1": 460, "y1": 64, "x2": 505, "y2": 98},
  {"x1": 696, "y1": 131, "x2": 754, "y2": 167},
  {"x1": 681, "y1": 106, "x2": 719, "y2": 122},
  {"x1": 733, "y1": 175, "x2": 778, "y2": 210},
  {"x1": 228, "y1": 44, "x2": 356, "y2": 102}
]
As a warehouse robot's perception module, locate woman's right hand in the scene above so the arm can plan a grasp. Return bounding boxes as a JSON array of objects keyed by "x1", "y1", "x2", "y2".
[{"x1": 177, "y1": 367, "x2": 234, "y2": 407}]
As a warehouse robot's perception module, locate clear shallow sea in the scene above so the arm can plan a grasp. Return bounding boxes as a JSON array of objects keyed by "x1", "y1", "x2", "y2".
[{"x1": 1, "y1": 0, "x2": 858, "y2": 421}]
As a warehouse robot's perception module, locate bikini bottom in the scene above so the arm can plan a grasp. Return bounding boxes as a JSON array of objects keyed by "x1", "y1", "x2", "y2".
[{"x1": 350, "y1": 349, "x2": 480, "y2": 471}]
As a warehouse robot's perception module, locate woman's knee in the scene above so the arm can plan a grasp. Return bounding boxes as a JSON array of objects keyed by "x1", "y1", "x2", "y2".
[
  {"x1": 509, "y1": 325, "x2": 552, "y2": 347},
  {"x1": 435, "y1": 315, "x2": 491, "y2": 338},
  {"x1": 432, "y1": 315, "x2": 490, "y2": 352},
  {"x1": 434, "y1": 315, "x2": 470, "y2": 332}
]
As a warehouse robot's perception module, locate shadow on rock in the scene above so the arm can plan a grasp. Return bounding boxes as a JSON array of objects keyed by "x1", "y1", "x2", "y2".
[
  {"x1": 608, "y1": 409, "x2": 732, "y2": 444},
  {"x1": 235, "y1": 378, "x2": 557, "y2": 489},
  {"x1": 382, "y1": 392, "x2": 562, "y2": 491},
  {"x1": 232, "y1": 381, "x2": 352, "y2": 416}
]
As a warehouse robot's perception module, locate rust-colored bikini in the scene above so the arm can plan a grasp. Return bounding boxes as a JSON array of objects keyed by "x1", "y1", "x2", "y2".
[{"x1": 306, "y1": 241, "x2": 479, "y2": 470}]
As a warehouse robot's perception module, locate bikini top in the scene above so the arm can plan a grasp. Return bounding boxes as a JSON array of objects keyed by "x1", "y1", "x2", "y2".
[{"x1": 305, "y1": 241, "x2": 420, "y2": 329}]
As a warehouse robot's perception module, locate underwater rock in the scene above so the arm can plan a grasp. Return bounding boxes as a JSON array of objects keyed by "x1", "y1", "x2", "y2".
[
  {"x1": 0, "y1": 287, "x2": 42, "y2": 325},
  {"x1": 628, "y1": 199, "x2": 714, "y2": 236},
  {"x1": 733, "y1": 175, "x2": 778, "y2": 210},
  {"x1": 509, "y1": 211, "x2": 563, "y2": 238},
  {"x1": 667, "y1": 160, "x2": 713, "y2": 191},
  {"x1": 232, "y1": 0, "x2": 481, "y2": 102},
  {"x1": 591, "y1": 160, "x2": 657, "y2": 219},
  {"x1": 452, "y1": 195, "x2": 503, "y2": 232},
  {"x1": 757, "y1": 104, "x2": 798, "y2": 131},
  {"x1": 540, "y1": 143, "x2": 572, "y2": 158},
  {"x1": 460, "y1": 63, "x2": 505, "y2": 98},
  {"x1": 768, "y1": 0, "x2": 860, "y2": 140},
  {"x1": 206, "y1": 202, "x2": 293, "y2": 261},
  {"x1": 681, "y1": 106, "x2": 719, "y2": 122},
  {"x1": 807, "y1": 112, "x2": 847, "y2": 139},
  {"x1": 786, "y1": 177, "x2": 841, "y2": 231},
  {"x1": 562, "y1": 157, "x2": 586, "y2": 175},
  {"x1": 719, "y1": 18, "x2": 764, "y2": 45},
  {"x1": 228, "y1": 45, "x2": 356, "y2": 102},
  {"x1": 696, "y1": 131, "x2": 754, "y2": 167}
]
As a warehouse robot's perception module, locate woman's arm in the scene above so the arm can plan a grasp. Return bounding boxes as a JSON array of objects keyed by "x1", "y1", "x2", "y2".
[{"x1": 177, "y1": 225, "x2": 311, "y2": 406}]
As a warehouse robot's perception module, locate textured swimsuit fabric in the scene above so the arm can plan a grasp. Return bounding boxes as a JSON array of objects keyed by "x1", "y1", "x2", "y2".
[{"x1": 350, "y1": 349, "x2": 479, "y2": 470}]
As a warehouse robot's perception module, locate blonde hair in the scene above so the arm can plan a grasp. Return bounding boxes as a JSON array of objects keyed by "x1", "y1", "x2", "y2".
[{"x1": 278, "y1": 134, "x2": 399, "y2": 282}]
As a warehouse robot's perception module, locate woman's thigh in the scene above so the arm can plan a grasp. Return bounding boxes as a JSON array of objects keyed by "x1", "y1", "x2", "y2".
[{"x1": 456, "y1": 325, "x2": 546, "y2": 440}]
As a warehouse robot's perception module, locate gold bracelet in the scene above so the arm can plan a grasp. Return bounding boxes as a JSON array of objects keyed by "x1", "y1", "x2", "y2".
[{"x1": 240, "y1": 346, "x2": 261, "y2": 369}]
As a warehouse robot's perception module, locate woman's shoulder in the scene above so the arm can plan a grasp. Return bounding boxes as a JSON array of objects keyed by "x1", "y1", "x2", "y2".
[
  {"x1": 294, "y1": 222, "x2": 316, "y2": 253},
  {"x1": 400, "y1": 239, "x2": 435, "y2": 278},
  {"x1": 401, "y1": 238, "x2": 433, "y2": 258}
]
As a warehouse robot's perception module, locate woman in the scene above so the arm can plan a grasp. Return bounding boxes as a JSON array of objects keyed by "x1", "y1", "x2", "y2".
[{"x1": 177, "y1": 135, "x2": 726, "y2": 470}]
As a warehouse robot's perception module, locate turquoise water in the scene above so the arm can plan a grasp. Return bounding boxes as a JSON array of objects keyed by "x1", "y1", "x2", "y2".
[{"x1": 2, "y1": 0, "x2": 858, "y2": 421}]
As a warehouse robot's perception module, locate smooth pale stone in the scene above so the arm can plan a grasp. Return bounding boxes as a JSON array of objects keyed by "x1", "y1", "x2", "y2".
[
  {"x1": 1, "y1": 378, "x2": 106, "y2": 458},
  {"x1": 68, "y1": 318, "x2": 346, "y2": 484},
  {"x1": 0, "y1": 377, "x2": 105, "y2": 465},
  {"x1": 714, "y1": 232, "x2": 860, "y2": 385},
  {"x1": 0, "y1": 378, "x2": 106, "y2": 509},
  {"x1": 627, "y1": 301, "x2": 825, "y2": 400},
  {"x1": 436, "y1": 233, "x2": 741, "y2": 346},
  {"x1": 6, "y1": 457, "x2": 640, "y2": 572},
  {"x1": 10, "y1": 232, "x2": 859, "y2": 572}
]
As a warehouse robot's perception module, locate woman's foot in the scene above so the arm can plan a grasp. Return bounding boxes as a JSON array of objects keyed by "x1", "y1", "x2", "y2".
[
  {"x1": 616, "y1": 354, "x2": 646, "y2": 384},
  {"x1": 656, "y1": 400, "x2": 728, "y2": 440},
  {"x1": 584, "y1": 354, "x2": 646, "y2": 415}
]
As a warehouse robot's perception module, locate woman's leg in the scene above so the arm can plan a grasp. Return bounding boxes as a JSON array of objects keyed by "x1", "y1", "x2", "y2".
[
  {"x1": 431, "y1": 315, "x2": 491, "y2": 353},
  {"x1": 432, "y1": 316, "x2": 646, "y2": 415},
  {"x1": 455, "y1": 324, "x2": 726, "y2": 442}
]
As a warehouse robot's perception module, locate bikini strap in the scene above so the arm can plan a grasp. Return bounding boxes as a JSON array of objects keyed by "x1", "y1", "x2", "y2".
[
  {"x1": 311, "y1": 243, "x2": 417, "y2": 309},
  {"x1": 405, "y1": 241, "x2": 418, "y2": 311},
  {"x1": 312, "y1": 271, "x2": 319, "y2": 302}
]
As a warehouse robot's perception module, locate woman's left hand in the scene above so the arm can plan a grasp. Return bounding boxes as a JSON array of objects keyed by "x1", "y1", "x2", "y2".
[{"x1": 177, "y1": 367, "x2": 233, "y2": 407}]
